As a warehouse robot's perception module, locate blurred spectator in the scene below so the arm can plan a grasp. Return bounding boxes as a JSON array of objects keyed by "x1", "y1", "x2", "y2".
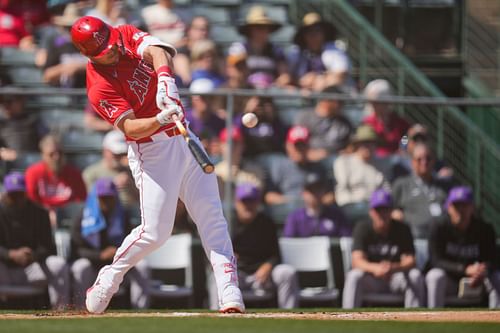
[
  {"x1": 189, "y1": 39, "x2": 224, "y2": 88},
  {"x1": 210, "y1": 183, "x2": 299, "y2": 309},
  {"x1": 426, "y1": 186, "x2": 500, "y2": 308},
  {"x1": 70, "y1": 178, "x2": 148, "y2": 309},
  {"x1": 0, "y1": 93, "x2": 46, "y2": 153},
  {"x1": 233, "y1": 5, "x2": 290, "y2": 89},
  {"x1": 141, "y1": 0, "x2": 185, "y2": 47},
  {"x1": 0, "y1": 171, "x2": 70, "y2": 310},
  {"x1": 212, "y1": 44, "x2": 254, "y2": 120},
  {"x1": 240, "y1": 96, "x2": 288, "y2": 159},
  {"x1": 263, "y1": 126, "x2": 331, "y2": 208},
  {"x1": 172, "y1": 199, "x2": 196, "y2": 235},
  {"x1": 391, "y1": 123, "x2": 454, "y2": 183},
  {"x1": 288, "y1": 12, "x2": 352, "y2": 92},
  {"x1": 83, "y1": 101, "x2": 114, "y2": 132},
  {"x1": 0, "y1": 0, "x2": 50, "y2": 50},
  {"x1": 86, "y1": 0, "x2": 129, "y2": 27},
  {"x1": 186, "y1": 80, "x2": 225, "y2": 158},
  {"x1": 283, "y1": 172, "x2": 351, "y2": 238},
  {"x1": 334, "y1": 125, "x2": 390, "y2": 207},
  {"x1": 391, "y1": 143, "x2": 448, "y2": 239},
  {"x1": 295, "y1": 85, "x2": 353, "y2": 162},
  {"x1": 82, "y1": 130, "x2": 138, "y2": 209},
  {"x1": 362, "y1": 79, "x2": 410, "y2": 157},
  {"x1": 215, "y1": 127, "x2": 264, "y2": 200},
  {"x1": 174, "y1": 15, "x2": 210, "y2": 85},
  {"x1": 38, "y1": 3, "x2": 87, "y2": 88},
  {"x1": 342, "y1": 189, "x2": 425, "y2": 308},
  {"x1": 25, "y1": 134, "x2": 87, "y2": 216}
]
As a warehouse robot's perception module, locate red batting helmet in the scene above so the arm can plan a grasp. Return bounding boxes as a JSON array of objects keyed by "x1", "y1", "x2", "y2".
[{"x1": 71, "y1": 16, "x2": 120, "y2": 58}]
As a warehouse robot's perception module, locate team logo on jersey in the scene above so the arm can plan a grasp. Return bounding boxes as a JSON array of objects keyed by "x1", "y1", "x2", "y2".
[
  {"x1": 132, "y1": 31, "x2": 148, "y2": 41},
  {"x1": 99, "y1": 99, "x2": 118, "y2": 118},
  {"x1": 127, "y1": 60, "x2": 152, "y2": 104},
  {"x1": 93, "y1": 31, "x2": 106, "y2": 46}
]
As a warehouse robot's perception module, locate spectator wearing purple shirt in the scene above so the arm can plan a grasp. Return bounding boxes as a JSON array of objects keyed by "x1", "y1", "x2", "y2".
[{"x1": 283, "y1": 172, "x2": 351, "y2": 238}]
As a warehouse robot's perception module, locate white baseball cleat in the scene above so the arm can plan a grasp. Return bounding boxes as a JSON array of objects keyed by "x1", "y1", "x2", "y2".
[
  {"x1": 85, "y1": 280, "x2": 114, "y2": 314},
  {"x1": 219, "y1": 286, "x2": 245, "y2": 314}
]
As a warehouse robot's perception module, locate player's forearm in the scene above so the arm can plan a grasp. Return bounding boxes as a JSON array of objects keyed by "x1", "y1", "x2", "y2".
[
  {"x1": 144, "y1": 45, "x2": 174, "y2": 72},
  {"x1": 121, "y1": 116, "x2": 162, "y2": 140}
]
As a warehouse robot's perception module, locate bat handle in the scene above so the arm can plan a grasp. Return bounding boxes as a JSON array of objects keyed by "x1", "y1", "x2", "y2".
[{"x1": 171, "y1": 113, "x2": 187, "y2": 136}]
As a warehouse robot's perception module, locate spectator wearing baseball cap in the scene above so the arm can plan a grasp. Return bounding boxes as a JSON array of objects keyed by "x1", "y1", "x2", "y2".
[
  {"x1": 0, "y1": 171, "x2": 71, "y2": 310},
  {"x1": 263, "y1": 126, "x2": 335, "y2": 219},
  {"x1": 342, "y1": 188, "x2": 425, "y2": 309},
  {"x1": 362, "y1": 79, "x2": 410, "y2": 157},
  {"x1": 283, "y1": 171, "x2": 350, "y2": 238},
  {"x1": 288, "y1": 12, "x2": 353, "y2": 92},
  {"x1": 214, "y1": 127, "x2": 264, "y2": 201},
  {"x1": 82, "y1": 130, "x2": 139, "y2": 209},
  {"x1": 426, "y1": 185, "x2": 500, "y2": 308},
  {"x1": 207, "y1": 182, "x2": 299, "y2": 309},
  {"x1": 71, "y1": 177, "x2": 148, "y2": 310}
]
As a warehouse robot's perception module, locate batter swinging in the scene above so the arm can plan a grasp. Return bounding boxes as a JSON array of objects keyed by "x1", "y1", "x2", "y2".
[{"x1": 70, "y1": 16, "x2": 244, "y2": 314}]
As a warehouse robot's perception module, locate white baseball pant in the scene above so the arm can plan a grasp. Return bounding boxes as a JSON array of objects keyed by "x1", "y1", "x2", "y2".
[{"x1": 93, "y1": 132, "x2": 238, "y2": 305}]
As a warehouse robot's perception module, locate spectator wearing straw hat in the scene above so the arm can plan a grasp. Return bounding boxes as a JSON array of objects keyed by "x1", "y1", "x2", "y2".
[
  {"x1": 334, "y1": 125, "x2": 391, "y2": 208},
  {"x1": 232, "y1": 5, "x2": 291, "y2": 89},
  {"x1": 287, "y1": 12, "x2": 352, "y2": 92}
]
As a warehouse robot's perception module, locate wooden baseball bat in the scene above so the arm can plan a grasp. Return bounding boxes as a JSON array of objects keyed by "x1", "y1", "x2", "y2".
[{"x1": 172, "y1": 114, "x2": 215, "y2": 174}]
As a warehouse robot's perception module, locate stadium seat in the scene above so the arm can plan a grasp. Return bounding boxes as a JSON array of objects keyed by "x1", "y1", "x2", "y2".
[
  {"x1": 54, "y1": 228, "x2": 72, "y2": 259},
  {"x1": 55, "y1": 201, "x2": 84, "y2": 229},
  {"x1": 210, "y1": 25, "x2": 244, "y2": 46},
  {"x1": 0, "y1": 48, "x2": 36, "y2": 66},
  {"x1": 61, "y1": 129, "x2": 105, "y2": 152},
  {"x1": 279, "y1": 236, "x2": 340, "y2": 306},
  {"x1": 39, "y1": 109, "x2": 85, "y2": 132},
  {"x1": 7, "y1": 67, "x2": 43, "y2": 86},
  {"x1": 144, "y1": 233, "x2": 194, "y2": 306},
  {"x1": 67, "y1": 152, "x2": 102, "y2": 171}
]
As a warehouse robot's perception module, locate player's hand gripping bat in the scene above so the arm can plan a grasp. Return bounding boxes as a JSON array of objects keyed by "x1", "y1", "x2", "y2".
[{"x1": 172, "y1": 114, "x2": 214, "y2": 174}]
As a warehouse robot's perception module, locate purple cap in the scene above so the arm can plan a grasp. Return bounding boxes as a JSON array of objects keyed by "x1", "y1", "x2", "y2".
[
  {"x1": 235, "y1": 183, "x2": 260, "y2": 201},
  {"x1": 370, "y1": 189, "x2": 393, "y2": 209},
  {"x1": 445, "y1": 186, "x2": 473, "y2": 208},
  {"x1": 3, "y1": 172, "x2": 26, "y2": 193},
  {"x1": 94, "y1": 178, "x2": 118, "y2": 197}
]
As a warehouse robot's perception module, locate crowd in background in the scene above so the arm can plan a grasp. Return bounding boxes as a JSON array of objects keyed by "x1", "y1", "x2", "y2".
[{"x1": 0, "y1": 0, "x2": 499, "y2": 310}]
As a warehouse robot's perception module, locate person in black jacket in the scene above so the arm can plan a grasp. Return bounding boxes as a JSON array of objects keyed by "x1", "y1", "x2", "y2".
[
  {"x1": 209, "y1": 183, "x2": 299, "y2": 309},
  {"x1": 70, "y1": 178, "x2": 149, "y2": 309},
  {"x1": 426, "y1": 186, "x2": 500, "y2": 308},
  {"x1": 0, "y1": 172, "x2": 70, "y2": 309}
]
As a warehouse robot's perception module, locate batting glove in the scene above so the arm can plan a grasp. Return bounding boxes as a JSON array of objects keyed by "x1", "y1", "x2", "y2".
[
  {"x1": 156, "y1": 65, "x2": 181, "y2": 110},
  {"x1": 156, "y1": 104, "x2": 183, "y2": 126}
]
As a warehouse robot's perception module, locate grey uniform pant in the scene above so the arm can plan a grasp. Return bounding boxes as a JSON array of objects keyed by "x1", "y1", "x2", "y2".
[
  {"x1": 71, "y1": 258, "x2": 150, "y2": 309},
  {"x1": 342, "y1": 268, "x2": 425, "y2": 308},
  {"x1": 0, "y1": 256, "x2": 70, "y2": 309},
  {"x1": 426, "y1": 268, "x2": 500, "y2": 308},
  {"x1": 209, "y1": 264, "x2": 299, "y2": 309}
]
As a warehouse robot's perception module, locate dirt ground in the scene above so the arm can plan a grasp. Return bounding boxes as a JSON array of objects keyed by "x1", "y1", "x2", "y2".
[{"x1": 1, "y1": 310, "x2": 500, "y2": 322}]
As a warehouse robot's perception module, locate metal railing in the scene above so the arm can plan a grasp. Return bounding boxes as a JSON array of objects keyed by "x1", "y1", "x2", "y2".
[{"x1": 1, "y1": 87, "x2": 500, "y2": 233}]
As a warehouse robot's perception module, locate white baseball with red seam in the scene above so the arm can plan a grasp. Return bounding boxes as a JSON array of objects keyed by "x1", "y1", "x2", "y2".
[{"x1": 242, "y1": 112, "x2": 258, "y2": 128}]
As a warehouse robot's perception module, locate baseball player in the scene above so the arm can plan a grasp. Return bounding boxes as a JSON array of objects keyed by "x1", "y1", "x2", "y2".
[{"x1": 70, "y1": 16, "x2": 244, "y2": 314}]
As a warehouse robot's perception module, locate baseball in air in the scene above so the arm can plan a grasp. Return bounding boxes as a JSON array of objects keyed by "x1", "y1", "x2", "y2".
[{"x1": 242, "y1": 112, "x2": 258, "y2": 128}]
